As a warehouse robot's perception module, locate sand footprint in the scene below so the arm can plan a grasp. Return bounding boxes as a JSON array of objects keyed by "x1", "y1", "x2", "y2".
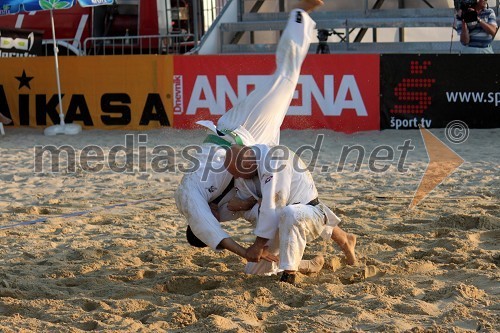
[
  {"x1": 468, "y1": 230, "x2": 499, "y2": 251},
  {"x1": 435, "y1": 214, "x2": 499, "y2": 230},
  {"x1": 405, "y1": 260, "x2": 438, "y2": 274},
  {"x1": 164, "y1": 276, "x2": 223, "y2": 296},
  {"x1": 81, "y1": 300, "x2": 100, "y2": 312},
  {"x1": 77, "y1": 320, "x2": 98, "y2": 331}
]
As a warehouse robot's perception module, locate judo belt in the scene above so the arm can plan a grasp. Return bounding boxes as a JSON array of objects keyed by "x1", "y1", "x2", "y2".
[
  {"x1": 186, "y1": 179, "x2": 235, "y2": 248},
  {"x1": 203, "y1": 129, "x2": 244, "y2": 147},
  {"x1": 292, "y1": 198, "x2": 319, "y2": 206},
  {"x1": 307, "y1": 198, "x2": 320, "y2": 206},
  {"x1": 203, "y1": 134, "x2": 231, "y2": 147},
  {"x1": 211, "y1": 178, "x2": 235, "y2": 205}
]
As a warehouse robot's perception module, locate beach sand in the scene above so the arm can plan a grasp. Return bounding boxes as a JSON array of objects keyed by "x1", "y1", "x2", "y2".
[{"x1": 0, "y1": 127, "x2": 498, "y2": 332}]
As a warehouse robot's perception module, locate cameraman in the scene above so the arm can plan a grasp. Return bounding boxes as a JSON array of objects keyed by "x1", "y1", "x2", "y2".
[{"x1": 455, "y1": 0, "x2": 498, "y2": 53}]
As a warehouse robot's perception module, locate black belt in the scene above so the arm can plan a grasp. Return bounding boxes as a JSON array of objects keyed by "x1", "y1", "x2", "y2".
[
  {"x1": 307, "y1": 198, "x2": 320, "y2": 206},
  {"x1": 211, "y1": 178, "x2": 234, "y2": 205},
  {"x1": 290, "y1": 198, "x2": 320, "y2": 206}
]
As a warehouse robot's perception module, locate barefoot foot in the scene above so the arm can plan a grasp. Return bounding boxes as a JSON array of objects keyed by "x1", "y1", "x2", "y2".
[
  {"x1": 293, "y1": 0, "x2": 324, "y2": 13},
  {"x1": 341, "y1": 233, "x2": 357, "y2": 265},
  {"x1": 298, "y1": 254, "x2": 325, "y2": 274}
]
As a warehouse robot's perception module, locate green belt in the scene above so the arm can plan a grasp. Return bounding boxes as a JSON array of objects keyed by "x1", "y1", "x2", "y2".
[
  {"x1": 203, "y1": 129, "x2": 244, "y2": 147},
  {"x1": 203, "y1": 134, "x2": 231, "y2": 147}
]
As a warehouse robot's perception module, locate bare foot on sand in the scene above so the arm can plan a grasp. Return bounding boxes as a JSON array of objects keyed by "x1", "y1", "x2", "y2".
[
  {"x1": 331, "y1": 227, "x2": 357, "y2": 265},
  {"x1": 294, "y1": 0, "x2": 324, "y2": 13},
  {"x1": 298, "y1": 254, "x2": 325, "y2": 274},
  {"x1": 341, "y1": 233, "x2": 357, "y2": 265}
]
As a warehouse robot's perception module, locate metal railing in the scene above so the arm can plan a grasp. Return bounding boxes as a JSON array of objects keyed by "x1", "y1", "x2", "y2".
[
  {"x1": 42, "y1": 39, "x2": 83, "y2": 56},
  {"x1": 83, "y1": 33, "x2": 195, "y2": 55},
  {"x1": 216, "y1": 0, "x2": 500, "y2": 54},
  {"x1": 40, "y1": 0, "x2": 227, "y2": 56},
  {"x1": 202, "y1": 0, "x2": 229, "y2": 32}
]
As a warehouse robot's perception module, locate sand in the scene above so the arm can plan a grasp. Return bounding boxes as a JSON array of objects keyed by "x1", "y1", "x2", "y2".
[{"x1": 0, "y1": 127, "x2": 498, "y2": 332}]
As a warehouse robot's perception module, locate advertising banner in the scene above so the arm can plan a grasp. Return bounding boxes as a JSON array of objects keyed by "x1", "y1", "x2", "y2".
[
  {"x1": 381, "y1": 54, "x2": 500, "y2": 130},
  {"x1": 173, "y1": 54, "x2": 380, "y2": 133},
  {"x1": 0, "y1": 28, "x2": 43, "y2": 57},
  {"x1": 0, "y1": 55, "x2": 173, "y2": 129}
]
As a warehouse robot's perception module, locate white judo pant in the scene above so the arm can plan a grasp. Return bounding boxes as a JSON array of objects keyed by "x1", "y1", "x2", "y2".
[
  {"x1": 278, "y1": 204, "x2": 327, "y2": 271},
  {"x1": 216, "y1": 8, "x2": 315, "y2": 146},
  {"x1": 245, "y1": 202, "x2": 340, "y2": 275}
]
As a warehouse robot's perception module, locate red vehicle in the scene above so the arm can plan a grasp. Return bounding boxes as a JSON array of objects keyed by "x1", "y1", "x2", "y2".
[{"x1": 0, "y1": 0, "x2": 199, "y2": 55}]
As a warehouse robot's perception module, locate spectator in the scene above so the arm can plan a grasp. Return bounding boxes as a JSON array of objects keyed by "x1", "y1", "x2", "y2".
[{"x1": 456, "y1": 0, "x2": 498, "y2": 54}]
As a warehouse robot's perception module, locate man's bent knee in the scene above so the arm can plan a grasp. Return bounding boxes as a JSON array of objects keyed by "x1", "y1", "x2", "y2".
[{"x1": 279, "y1": 205, "x2": 304, "y2": 229}]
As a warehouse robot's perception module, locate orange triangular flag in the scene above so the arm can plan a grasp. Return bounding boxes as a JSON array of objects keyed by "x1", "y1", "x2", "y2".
[{"x1": 410, "y1": 126, "x2": 464, "y2": 209}]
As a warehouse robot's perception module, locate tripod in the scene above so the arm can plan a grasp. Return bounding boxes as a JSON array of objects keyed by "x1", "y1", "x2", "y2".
[
  {"x1": 316, "y1": 29, "x2": 332, "y2": 54},
  {"x1": 316, "y1": 29, "x2": 347, "y2": 54}
]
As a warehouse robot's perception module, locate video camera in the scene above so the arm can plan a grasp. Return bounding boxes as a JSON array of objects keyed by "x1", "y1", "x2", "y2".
[{"x1": 455, "y1": 0, "x2": 479, "y2": 23}]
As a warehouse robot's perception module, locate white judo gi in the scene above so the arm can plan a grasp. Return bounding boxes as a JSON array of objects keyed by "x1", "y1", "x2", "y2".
[
  {"x1": 175, "y1": 9, "x2": 316, "y2": 250},
  {"x1": 235, "y1": 144, "x2": 341, "y2": 273}
]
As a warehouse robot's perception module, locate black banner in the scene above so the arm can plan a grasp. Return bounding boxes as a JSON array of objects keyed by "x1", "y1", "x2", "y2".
[
  {"x1": 381, "y1": 54, "x2": 500, "y2": 129},
  {"x1": 0, "y1": 28, "x2": 43, "y2": 57}
]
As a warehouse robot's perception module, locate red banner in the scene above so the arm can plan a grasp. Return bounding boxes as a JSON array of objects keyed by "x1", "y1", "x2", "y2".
[{"x1": 173, "y1": 54, "x2": 380, "y2": 133}]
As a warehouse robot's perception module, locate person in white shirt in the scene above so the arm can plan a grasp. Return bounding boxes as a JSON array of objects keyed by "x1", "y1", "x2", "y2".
[
  {"x1": 175, "y1": 0, "x2": 323, "y2": 264},
  {"x1": 224, "y1": 144, "x2": 357, "y2": 284}
]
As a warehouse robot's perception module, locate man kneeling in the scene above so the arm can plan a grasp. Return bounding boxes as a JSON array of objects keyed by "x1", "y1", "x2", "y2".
[{"x1": 224, "y1": 144, "x2": 357, "y2": 284}]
